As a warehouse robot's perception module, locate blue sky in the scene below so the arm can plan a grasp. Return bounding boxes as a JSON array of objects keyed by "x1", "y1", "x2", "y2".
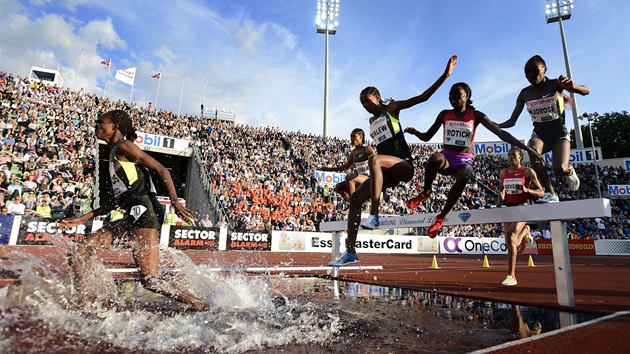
[{"x1": 1, "y1": 0, "x2": 628, "y2": 143}]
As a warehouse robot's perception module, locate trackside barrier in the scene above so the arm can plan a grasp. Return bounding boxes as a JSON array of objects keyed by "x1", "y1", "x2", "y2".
[{"x1": 319, "y1": 198, "x2": 612, "y2": 307}]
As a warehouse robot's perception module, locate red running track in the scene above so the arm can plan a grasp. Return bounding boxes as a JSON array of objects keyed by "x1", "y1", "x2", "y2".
[{"x1": 1, "y1": 246, "x2": 629, "y2": 353}]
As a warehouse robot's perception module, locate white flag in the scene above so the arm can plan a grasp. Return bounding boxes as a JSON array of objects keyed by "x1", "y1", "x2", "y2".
[{"x1": 114, "y1": 66, "x2": 136, "y2": 86}]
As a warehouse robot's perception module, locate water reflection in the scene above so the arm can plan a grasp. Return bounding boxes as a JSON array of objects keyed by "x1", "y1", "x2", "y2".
[{"x1": 265, "y1": 276, "x2": 601, "y2": 335}]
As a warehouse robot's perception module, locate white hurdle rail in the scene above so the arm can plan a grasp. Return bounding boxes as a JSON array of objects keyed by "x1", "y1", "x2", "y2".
[{"x1": 320, "y1": 198, "x2": 612, "y2": 307}]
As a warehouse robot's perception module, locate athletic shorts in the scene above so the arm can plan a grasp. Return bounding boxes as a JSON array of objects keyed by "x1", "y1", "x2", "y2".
[
  {"x1": 116, "y1": 194, "x2": 162, "y2": 231},
  {"x1": 441, "y1": 149, "x2": 474, "y2": 176},
  {"x1": 531, "y1": 124, "x2": 569, "y2": 153}
]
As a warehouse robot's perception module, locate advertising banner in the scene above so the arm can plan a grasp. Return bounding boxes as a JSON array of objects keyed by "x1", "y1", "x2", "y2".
[
  {"x1": 168, "y1": 226, "x2": 219, "y2": 250},
  {"x1": 536, "y1": 239, "x2": 596, "y2": 255},
  {"x1": 227, "y1": 230, "x2": 271, "y2": 251},
  {"x1": 16, "y1": 216, "x2": 91, "y2": 245},
  {"x1": 439, "y1": 236, "x2": 508, "y2": 255},
  {"x1": 0, "y1": 215, "x2": 14, "y2": 245}
]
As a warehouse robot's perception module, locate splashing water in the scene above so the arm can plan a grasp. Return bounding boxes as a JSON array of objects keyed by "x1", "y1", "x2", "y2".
[{"x1": 0, "y1": 241, "x2": 343, "y2": 353}]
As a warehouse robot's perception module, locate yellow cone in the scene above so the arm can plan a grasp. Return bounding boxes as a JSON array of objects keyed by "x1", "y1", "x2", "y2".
[
  {"x1": 431, "y1": 255, "x2": 440, "y2": 269},
  {"x1": 482, "y1": 255, "x2": 490, "y2": 268},
  {"x1": 528, "y1": 255, "x2": 536, "y2": 267}
]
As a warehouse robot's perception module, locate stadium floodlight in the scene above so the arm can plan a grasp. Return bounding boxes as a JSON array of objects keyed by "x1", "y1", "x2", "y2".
[
  {"x1": 316, "y1": 0, "x2": 340, "y2": 137},
  {"x1": 545, "y1": 0, "x2": 584, "y2": 149}
]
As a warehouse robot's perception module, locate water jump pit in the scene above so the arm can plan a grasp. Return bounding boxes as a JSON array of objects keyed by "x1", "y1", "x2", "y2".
[{"x1": 0, "y1": 251, "x2": 600, "y2": 353}]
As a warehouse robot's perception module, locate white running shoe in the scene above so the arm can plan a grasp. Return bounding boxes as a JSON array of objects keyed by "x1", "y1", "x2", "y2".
[
  {"x1": 566, "y1": 167, "x2": 580, "y2": 192},
  {"x1": 501, "y1": 275, "x2": 517, "y2": 286},
  {"x1": 536, "y1": 192, "x2": 559, "y2": 204},
  {"x1": 360, "y1": 215, "x2": 379, "y2": 230}
]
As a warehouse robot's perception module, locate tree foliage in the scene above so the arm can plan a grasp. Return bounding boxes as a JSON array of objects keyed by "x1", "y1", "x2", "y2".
[{"x1": 569, "y1": 111, "x2": 630, "y2": 159}]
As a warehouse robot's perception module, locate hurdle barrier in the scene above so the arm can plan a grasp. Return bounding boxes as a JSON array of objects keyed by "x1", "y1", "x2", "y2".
[{"x1": 320, "y1": 198, "x2": 611, "y2": 307}]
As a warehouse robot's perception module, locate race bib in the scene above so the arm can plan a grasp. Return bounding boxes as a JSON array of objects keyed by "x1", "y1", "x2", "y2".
[
  {"x1": 130, "y1": 205, "x2": 147, "y2": 221},
  {"x1": 355, "y1": 160, "x2": 369, "y2": 175},
  {"x1": 443, "y1": 120, "x2": 474, "y2": 147},
  {"x1": 526, "y1": 96, "x2": 561, "y2": 123},
  {"x1": 504, "y1": 177, "x2": 523, "y2": 195},
  {"x1": 370, "y1": 116, "x2": 393, "y2": 143}
]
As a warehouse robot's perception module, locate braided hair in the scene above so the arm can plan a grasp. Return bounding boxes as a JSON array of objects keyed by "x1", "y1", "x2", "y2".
[{"x1": 106, "y1": 110, "x2": 138, "y2": 141}]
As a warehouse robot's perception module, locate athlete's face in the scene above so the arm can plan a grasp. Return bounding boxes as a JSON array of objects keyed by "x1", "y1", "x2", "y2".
[
  {"x1": 525, "y1": 62, "x2": 546, "y2": 86},
  {"x1": 360, "y1": 93, "x2": 380, "y2": 115},
  {"x1": 449, "y1": 86, "x2": 467, "y2": 109},
  {"x1": 508, "y1": 150, "x2": 522, "y2": 166},
  {"x1": 95, "y1": 115, "x2": 117, "y2": 140},
  {"x1": 350, "y1": 132, "x2": 363, "y2": 146}
]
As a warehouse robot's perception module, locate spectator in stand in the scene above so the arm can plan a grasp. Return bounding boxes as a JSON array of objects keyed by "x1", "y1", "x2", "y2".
[
  {"x1": 216, "y1": 215, "x2": 228, "y2": 228},
  {"x1": 498, "y1": 55, "x2": 589, "y2": 203},
  {"x1": 35, "y1": 197, "x2": 52, "y2": 218},
  {"x1": 329, "y1": 55, "x2": 458, "y2": 267},
  {"x1": 7, "y1": 195, "x2": 25, "y2": 215},
  {"x1": 497, "y1": 147, "x2": 544, "y2": 286},
  {"x1": 319, "y1": 128, "x2": 375, "y2": 212},
  {"x1": 199, "y1": 214, "x2": 213, "y2": 227},
  {"x1": 404, "y1": 82, "x2": 541, "y2": 237},
  {"x1": 164, "y1": 207, "x2": 178, "y2": 225}
]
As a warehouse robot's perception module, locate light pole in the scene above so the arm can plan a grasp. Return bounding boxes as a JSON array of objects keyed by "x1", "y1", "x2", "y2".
[
  {"x1": 580, "y1": 112, "x2": 601, "y2": 198},
  {"x1": 545, "y1": 0, "x2": 584, "y2": 149},
  {"x1": 316, "y1": 0, "x2": 339, "y2": 137}
]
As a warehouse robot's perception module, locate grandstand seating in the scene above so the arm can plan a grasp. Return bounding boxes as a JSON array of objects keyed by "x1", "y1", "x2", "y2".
[{"x1": 0, "y1": 70, "x2": 628, "y2": 239}]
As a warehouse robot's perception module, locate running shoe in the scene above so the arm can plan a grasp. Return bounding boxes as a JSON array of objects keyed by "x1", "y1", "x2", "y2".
[
  {"x1": 501, "y1": 275, "x2": 517, "y2": 286},
  {"x1": 407, "y1": 191, "x2": 429, "y2": 209},
  {"x1": 360, "y1": 215, "x2": 379, "y2": 230},
  {"x1": 536, "y1": 192, "x2": 559, "y2": 204},
  {"x1": 427, "y1": 215, "x2": 445, "y2": 238},
  {"x1": 328, "y1": 252, "x2": 359, "y2": 267},
  {"x1": 523, "y1": 225, "x2": 533, "y2": 244},
  {"x1": 566, "y1": 167, "x2": 580, "y2": 192},
  {"x1": 532, "y1": 321, "x2": 542, "y2": 335}
]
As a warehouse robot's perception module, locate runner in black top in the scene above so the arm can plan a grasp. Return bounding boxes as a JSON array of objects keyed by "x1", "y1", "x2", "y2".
[
  {"x1": 60, "y1": 110, "x2": 208, "y2": 310},
  {"x1": 329, "y1": 55, "x2": 457, "y2": 267},
  {"x1": 498, "y1": 55, "x2": 589, "y2": 203}
]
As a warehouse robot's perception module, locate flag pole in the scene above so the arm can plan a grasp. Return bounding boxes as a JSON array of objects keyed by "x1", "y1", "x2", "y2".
[
  {"x1": 74, "y1": 49, "x2": 84, "y2": 90},
  {"x1": 201, "y1": 80, "x2": 206, "y2": 117},
  {"x1": 177, "y1": 76, "x2": 185, "y2": 116},
  {"x1": 155, "y1": 71, "x2": 161, "y2": 108},
  {"x1": 103, "y1": 59, "x2": 111, "y2": 97}
]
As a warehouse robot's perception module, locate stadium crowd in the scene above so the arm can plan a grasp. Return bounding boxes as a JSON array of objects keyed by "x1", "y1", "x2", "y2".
[{"x1": 0, "y1": 70, "x2": 628, "y2": 240}]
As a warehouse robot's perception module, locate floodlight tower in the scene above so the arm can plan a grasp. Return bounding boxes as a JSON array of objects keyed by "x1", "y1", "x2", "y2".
[
  {"x1": 316, "y1": 0, "x2": 339, "y2": 137},
  {"x1": 545, "y1": 0, "x2": 584, "y2": 149}
]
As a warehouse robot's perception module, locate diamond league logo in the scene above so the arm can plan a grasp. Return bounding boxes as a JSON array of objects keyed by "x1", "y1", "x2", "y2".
[{"x1": 458, "y1": 212, "x2": 471, "y2": 222}]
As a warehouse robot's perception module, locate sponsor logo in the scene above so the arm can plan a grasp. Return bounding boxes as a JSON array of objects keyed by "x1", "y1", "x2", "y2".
[{"x1": 458, "y1": 212, "x2": 471, "y2": 222}]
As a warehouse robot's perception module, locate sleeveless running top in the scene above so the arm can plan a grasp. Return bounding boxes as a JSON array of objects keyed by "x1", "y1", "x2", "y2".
[
  {"x1": 369, "y1": 105, "x2": 412, "y2": 160},
  {"x1": 443, "y1": 109, "x2": 476, "y2": 148},
  {"x1": 503, "y1": 165, "x2": 530, "y2": 205},
  {"x1": 351, "y1": 146, "x2": 370, "y2": 176},
  {"x1": 108, "y1": 139, "x2": 164, "y2": 228},
  {"x1": 524, "y1": 79, "x2": 566, "y2": 132}
]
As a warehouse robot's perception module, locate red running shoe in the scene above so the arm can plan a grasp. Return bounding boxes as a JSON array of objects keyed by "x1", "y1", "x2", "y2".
[
  {"x1": 407, "y1": 192, "x2": 429, "y2": 209},
  {"x1": 427, "y1": 215, "x2": 445, "y2": 238}
]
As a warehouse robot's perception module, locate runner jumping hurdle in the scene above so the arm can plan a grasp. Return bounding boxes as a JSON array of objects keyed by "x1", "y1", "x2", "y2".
[{"x1": 320, "y1": 198, "x2": 611, "y2": 307}]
